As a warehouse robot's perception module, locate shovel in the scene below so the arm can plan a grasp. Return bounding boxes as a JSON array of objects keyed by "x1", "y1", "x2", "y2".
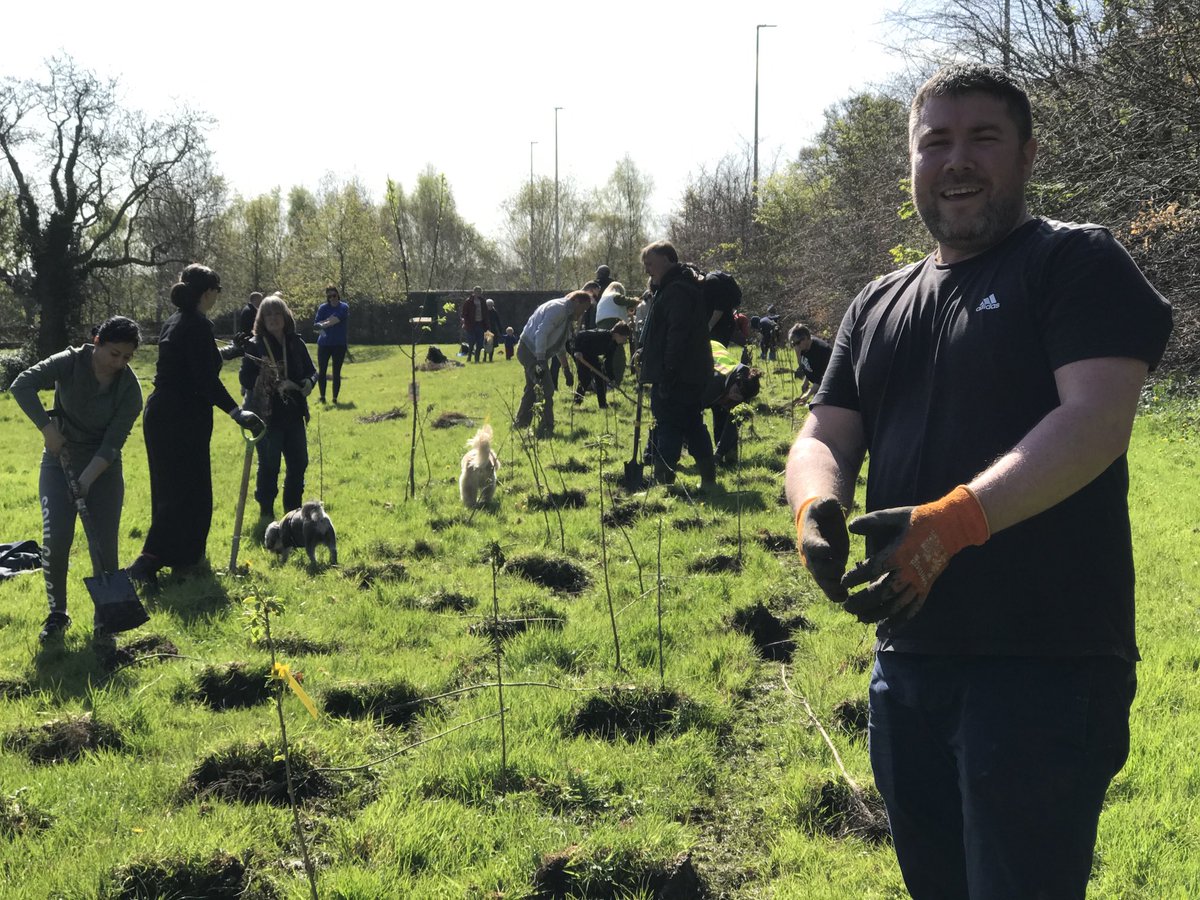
[
  {"x1": 230, "y1": 421, "x2": 267, "y2": 571},
  {"x1": 58, "y1": 451, "x2": 149, "y2": 635},
  {"x1": 573, "y1": 355, "x2": 635, "y2": 404},
  {"x1": 623, "y1": 380, "x2": 647, "y2": 491}
]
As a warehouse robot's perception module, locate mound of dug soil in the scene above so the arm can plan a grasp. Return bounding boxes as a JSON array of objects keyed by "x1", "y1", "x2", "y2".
[
  {"x1": 469, "y1": 604, "x2": 566, "y2": 647},
  {"x1": 0, "y1": 675, "x2": 33, "y2": 699},
  {"x1": 191, "y1": 662, "x2": 274, "y2": 711},
  {"x1": 552, "y1": 458, "x2": 589, "y2": 473},
  {"x1": 342, "y1": 559, "x2": 407, "y2": 590},
  {"x1": 416, "y1": 589, "x2": 477, "y2": 612},
  {"x1": 356, "y1": 407, "x2": 407, "y2": 424},
  {"x1": 601, "y1": 498, "x2": 666, "y2": 529},
  {"x1": 105, "y1": 851, "x2": 278, "y2": 900},
  {"x1": 756, "y1": 530, "x2": 796, "y2": 553},
  {"x1": 0, "y1": 790, "x2": 53, "y2": 838},
  {"x1": 729, "y1": 603, "x2": 812, "y2": 662},
  {"x1": 529, "y1": 489, "x2": 588, "y2": 510},
  {"x1": 505, "y1": 554, "x2": 590, "y2": 594},
  {"x1": 532, "y1": 846, "x2": 705, "y2": 899},
  {"x1": 831, "y1": 697, "x2": 870, "y2": 740},
  {"x1": 432, "y1": 411, "x2": 475, "y2": 428},
  {"x1": 267, "y1": 633, "x2": 340, "y2": 656},
  {"x1": 323, "y1": 680, "x2": 428, "y2": 728},
  {"x1": 570, "y1": 686, "x2": 705, "y2": 744},
  {"x1": 107, "y1": 634, "x2": 180, "y2": 671},
  {"x1": 183, "y1": 741, "x2": 337, "y2": 806},
  {"x1": 5, "y1": 712, "x2": 123, "y2": 764},
  {"x1": 800, "y1": 779, "x2": 891, "y2": 845},
  {"x1": 687, "y1": 553, "x2": 742, "y2": 574}
]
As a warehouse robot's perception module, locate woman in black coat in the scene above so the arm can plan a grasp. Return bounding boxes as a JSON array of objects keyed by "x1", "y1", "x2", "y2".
[{"x1": 127, "y1": 264, "x2": 263, "y2": 586}]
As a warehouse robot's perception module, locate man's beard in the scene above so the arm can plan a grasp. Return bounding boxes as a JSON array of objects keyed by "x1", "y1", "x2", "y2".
[{"x1": 916, "y1": 183, "x2": 1026, "y2": 258}]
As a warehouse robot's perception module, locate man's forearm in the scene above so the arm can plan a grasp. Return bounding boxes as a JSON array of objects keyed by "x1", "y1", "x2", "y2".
[
  {"x1": 785, "y1": 408, "x2": 866, "y2": 512},
  {"x1": 968, "y1": 357, "x2": 1147, "y2": 533}
]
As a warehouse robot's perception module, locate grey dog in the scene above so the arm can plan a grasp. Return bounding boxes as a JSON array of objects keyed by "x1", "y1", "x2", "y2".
[{"x1": 264, "y1": 500, "x2": 338, "y2": 565}]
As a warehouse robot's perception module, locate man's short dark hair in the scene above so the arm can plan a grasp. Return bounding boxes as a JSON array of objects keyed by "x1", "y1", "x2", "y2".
[
  {"x1": 789, "y1": 324, "x2": 811, "y2": 344},
  {"x1": 582, "y1": 281, "x2": 601, "y2": 293},
  {"x1": 910, "y1": 63, "x2": 1033, "y2": 146},
  {"x1": 640, "y1": 240, "x2": 678, "y2": 265},
  {"x1": 611, "y1": 321, "x2": 632, "y2": 338}
]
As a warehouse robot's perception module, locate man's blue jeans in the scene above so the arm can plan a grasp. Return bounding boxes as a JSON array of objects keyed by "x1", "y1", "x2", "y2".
[{"x1": 869, "y1": 652, "x2": 1135, "y2": 900}]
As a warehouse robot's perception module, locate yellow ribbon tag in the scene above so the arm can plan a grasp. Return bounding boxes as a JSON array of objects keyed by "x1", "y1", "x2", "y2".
[{"x1": 272, "y1": 662, "x2": 318, "y2": 720}]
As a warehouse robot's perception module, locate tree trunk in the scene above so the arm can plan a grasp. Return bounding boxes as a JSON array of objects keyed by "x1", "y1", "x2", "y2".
[{"x1": 34, "y1": 215, "x2": 82, "y2": 358}]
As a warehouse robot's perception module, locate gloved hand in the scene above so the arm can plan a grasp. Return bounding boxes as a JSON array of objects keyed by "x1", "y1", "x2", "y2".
[
  {"x1": 230, "y1": 407, "x2": 265, "y2": 436},
  {"x1": 534, "y1": 363, "x2": 546, "y2": 379},
  {"x1": 301, "y1": 378, "x2": 315, "y2": 397},
  {"x1": 233, "y1": 331, "x2": 251, "y2": 349},
  {"x1": 794, "y1": 496, "x2": 850, "y2": 603},
  {"x1": 564, "y1": 367, "x2": 574, "y2": 387},
  {"x1": 840, "y1": 485, "x2": 990, "y2": 623}
]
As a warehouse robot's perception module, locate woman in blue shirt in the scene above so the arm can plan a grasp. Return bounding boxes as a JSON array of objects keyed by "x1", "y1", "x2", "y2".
[{"x1": 314, "y1": 285, "x2": 350, "y2": 403}]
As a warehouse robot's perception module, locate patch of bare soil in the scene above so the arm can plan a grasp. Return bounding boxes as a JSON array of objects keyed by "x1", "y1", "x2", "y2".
[
  {"x1": 5, "y1": 712, "x2": 123, "y2": 764},
  {"x1": 105, "y1": 851, "x2": 278, "y2": 900},
  {"x1": 799, "y1": 778, "x2": 891, "y2": 845},
  {"x1": 729, "y1": 603, "x2": 813, "y2": 662},
  {"x1": 416, "y1": 589, "x2": 477, "y2": 612},
  {"x1": 322, "y1": 680, "x2": 429, "y2": 728},
  {"x1": 672, "y1": 514, "x2": 707, "y2": 532},
  {"x1": 529, "y1": 489, "x2": 588, "y2": 510},
  {"x1": 191, "y1": 662, "x2": 274, "y2": 711},
  {"x1": 469, "y1": 602, "x2": 566, "y2": 647},
  {"x1": 410, "y1": 539, "x2": 437, "y2": 558},
  {"x1": 601, "y1": 498, "x2": 667, "y2": 529},
  {"x1": 182, "y1": 741, "x2": 338, "y2": 806},
  {"x1": 341, "y1": 559, "x2": 407, "y2": 590},
  {"x1": 432, "y1": 411, "x2": 475, "y2": 428},
  {"x1": 0, "y1": 675, "x2": 33, "y2": 699},
  {"x1": 531, "y1": 846, "x2": 706, "y2": 899},
  {"x1": 831, "y1": 697, "x2": 870, "y2": 741},
  {"x1": 688, "y1": 553, "x2": 742, "y2": 574},
  {"x1": 505, "y1": 554, "x2": 591, "y2": 594},
  {"x1": 356, "y1": 407, "x2": 408, "y2": 423},
  {"x1": 570, "y1": 686, "x2": 704, "y2": 744},
  {"x1": 106, "y1": 634, "x2": 180, "y2": 671},
  {"x1": 756, "y1": 530, "x2": 796, "y2": 553},
  {"x1": 0, "y1": 790, "x2": 53, "y2": 838},
  {"x1": 552, "y1": 457, "x2": 589, "y2": 473}
]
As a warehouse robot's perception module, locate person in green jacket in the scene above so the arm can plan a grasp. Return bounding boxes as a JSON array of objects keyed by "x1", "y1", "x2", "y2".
[{"x1": 10, "y1": 316, "x2": 144, "y2": 643}]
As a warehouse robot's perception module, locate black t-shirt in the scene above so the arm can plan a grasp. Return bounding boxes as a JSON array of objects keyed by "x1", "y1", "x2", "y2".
[
  {"x1": 571, "y1": 329, "x2": 618, "y2": 361},
  {"x1": 237, "y1": 303, "x2": 258, "y2": 336},
  {"x1": 815, "y1": 218, "x2": 1172, "y2": 660},
  {"x1": 797, "y1": 336, "x2": 832, "y2": 385}
]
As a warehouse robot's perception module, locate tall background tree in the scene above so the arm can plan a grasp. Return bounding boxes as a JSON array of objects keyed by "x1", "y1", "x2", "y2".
[{"x1": 0, "y1": 56, "x2": 215, "y2": 357}]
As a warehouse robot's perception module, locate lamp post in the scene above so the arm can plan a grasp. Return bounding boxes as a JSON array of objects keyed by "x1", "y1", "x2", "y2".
[
  {"x1": 529, "y1": 140, "x2": 538, "y2": 289},
  {"x1": 554, "y1": 106, "x2": 563, "y2": 292},
  {"x1": 753, "y1": 23, "x2": 776, "y2": 207}
]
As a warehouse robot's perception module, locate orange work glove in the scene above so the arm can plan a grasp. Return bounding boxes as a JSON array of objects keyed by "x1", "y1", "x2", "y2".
[
  {"x1": 839, "y1": 485, "x2": 990, "y2": 624},
  {"x1": 795, "y1": 496, "x2": 850, "y2": 603}
]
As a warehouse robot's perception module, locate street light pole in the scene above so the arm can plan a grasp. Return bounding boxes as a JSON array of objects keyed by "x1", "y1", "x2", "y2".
[
  {"x1": 529, "y1": 140, "x2": 538, "y2": 289},
  {"x1": 554, "y1": 106, "x2": 563, "y2": 292},
  {"x1": 753, "y1": 23, "x2": 776, "y2": 207}
]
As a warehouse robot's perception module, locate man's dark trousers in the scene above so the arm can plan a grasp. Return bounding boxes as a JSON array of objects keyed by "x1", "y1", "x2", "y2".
[
  {"x1": 649, "y1": 382, "x2": 713, "y2": 478},
  {"x1": 869, "y1": 652, "x2": 1135, "y2": 900}
]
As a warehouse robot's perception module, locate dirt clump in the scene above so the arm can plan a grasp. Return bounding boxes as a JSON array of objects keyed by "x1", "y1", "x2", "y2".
[
  {"x1": 729, "y1": 603, "x2": 812, "y2": 662},
  {"x1": 356, "y1": 407, "x2": 407, "y2": 424},
  {"x1": 688, "y1": 553, "x2": 742, "y2": 574},
  {"x1": 323, "y1": 679, "x2": 429, "y2": 728},
  {"x1": 799, "y1": 778, "x2": 891, "y2": 844},
  {"x1": 432, "y1": 411, "x2": 475, "y2": 428},
  {"x1": 267, "y1": 633, "x2": 340, "y2": 656},
  {"x1": 410, "y1": 539, "x2": 437, "y2": 558},
  {"x1": 570, "y1": 686, "x2": 706, "y2": 744},
  {"x1": 673, "y1": 515, "x2": 707, "y2": 532},
  {"x1": 417, "y1": 589, "x2": 477, "y2": 612},
  {"x1": 106, "y1": 634, "x2": 180, "y2": 671},
  {"x1": 505, "y1": 554, "x2": 591, "y2": 594},
  {"x1": 190, "y1": 662, "x2": 274, "y2": 711},
  {"x1": 5, "y1": 712, "x2": 123, "y2": 764},
  {"x1": 531, "y1": 846, "x2": 706, "y2": 899},
  {"x1": 182, "y1": 741, "x2": 337, "y2": 806},
  {"x1": 342, "y1": 559, "x2": 407, "y2": 590},
  {"x1": 529, "y1": 489, "x2": 588, "y2": 510},
  {"x1": 831, "y1": 697, "x2": 870, "y2": 740},
  {"x1": 601, "y1": 498, "x2": 666, "y2": 528},
  {"x1": 105, "y1": 851, "x2": 278, "y2": 899},
  {"x1": 553, "y1": 458, "x2": 589, "y2": 473},
  {"x1": 0, "y1": 790, "x2": 53, "y2": 838},
  {"x1": 0, "y1": 675, "x2": 33, "y2": 699},
  {"x1": 470, "y1": 603, "x2": 565, "y2": 647},
  {"x1": 756, "y1": 530, "x2": 796, "y2": 553}
]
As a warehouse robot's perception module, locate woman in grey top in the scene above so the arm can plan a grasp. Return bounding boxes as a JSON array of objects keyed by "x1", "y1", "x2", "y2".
[{"x1": 10, "y1": 316, "x2": 144, "y2": 642}]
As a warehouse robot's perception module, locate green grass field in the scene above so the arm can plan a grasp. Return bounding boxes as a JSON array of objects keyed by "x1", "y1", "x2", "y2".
[{"x1": 0, "y1": 345, "x2": 1197, "y2": 899}]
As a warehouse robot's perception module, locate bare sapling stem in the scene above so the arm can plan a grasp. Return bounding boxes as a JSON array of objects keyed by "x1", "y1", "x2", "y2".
[
  {"x1": 606, "y1": 485, "x2": 644, "y2": 596},
  {"x1": 491, "y1": 546, "x2": 507, "y2": 778}
]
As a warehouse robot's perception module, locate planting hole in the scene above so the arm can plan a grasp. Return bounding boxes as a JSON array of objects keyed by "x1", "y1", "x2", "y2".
[
  {"x1": 688, "y1": 553, "x2": 742, "y2": 574},
  {"x1": 5, "y1": 712, "x2": 123, "y2": 764},
  {"x1": 106, "y1": 851, "x2": 277, "y2": 900},
  {"x1": 832, "y1": 698, "x2": 870, "y2": 740},
  {"x1": 356, "y1": 407, "x2": 407, "y2": 424},
  {"x1": 529, "y1": 489, "x2": 588, "y2": 510},
  {"x1": 729, "y1": 603, "x2": 811, "y2": 662},
  {"x1": 432, "y1": 411, "x2": 475, "y2": 429},
  {"x1": 570, "y1": 686, "x2": 701, "y2": 743},
  {"x1": 106, "y1": 634, "x2": 180, "y2": 671},
  {"x1": 191, "y1": 662, "x2": 273, "y2": 711},
  {"x1": 800, "y1": 778, "x2": 891, "y2": 845},
  {"x1": 532, "y1": 846, "x2": 706, "y2": 899},
  {"x1": 756, "y1": 530, "x2": 796, "y2": 553},
  {"x1": 323, "y1": 679, "x2": 429, "y2": 728},
  {"x1": 505, "y1": 554, "x2": 591, "y2": 594},
  {"x1": 183, "y1": 741, "x2": 338, "y2": 806}
]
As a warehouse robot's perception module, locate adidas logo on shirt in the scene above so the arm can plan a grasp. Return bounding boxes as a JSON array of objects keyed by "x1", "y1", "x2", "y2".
[{"x1": 975, "y1": 293, "x2": 1000, "y2": 312}]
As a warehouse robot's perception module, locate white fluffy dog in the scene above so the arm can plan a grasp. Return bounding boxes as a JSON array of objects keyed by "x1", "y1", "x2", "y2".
[{"x1": 459, "y1": 424, "x2": 499, "y2": 509}]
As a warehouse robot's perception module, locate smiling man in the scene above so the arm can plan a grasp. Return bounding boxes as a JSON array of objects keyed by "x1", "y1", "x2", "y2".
[{"x1": 785, "y1": 64, "x2": 1172, "y2": 899}]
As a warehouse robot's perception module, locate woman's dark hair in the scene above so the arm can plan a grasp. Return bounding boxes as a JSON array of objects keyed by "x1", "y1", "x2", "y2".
[
  {"x1": 324, "y1": 285, "x2": 341, "y2": 301},
  {"x1": 170, "y1": 263, "x2": 221, "y2": 310},
  {"x1": 95, "y1": 316, "x2": 141, "y2": 347},
  {"x1": 611, "y1": 321, "x2": 632, "y2": 338},
  {"x1": 254, "y1": 293, "x2": 297, "y2": 338}
]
